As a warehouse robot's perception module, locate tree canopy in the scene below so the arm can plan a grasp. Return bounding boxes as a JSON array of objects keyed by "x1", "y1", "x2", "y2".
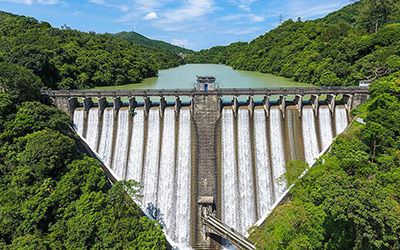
[
  {"x1": 186, "y1": 0, "x2": 400, "y2": 86},
  {"x1": 0, "y1": 100, "x2": 167, "y2": 248},
  {"x1": 115, "y1": 31, "x2": 195, "y2": 55},
  {"x1": 0, "y1": 11, "x2": 183, "y2": 90}
]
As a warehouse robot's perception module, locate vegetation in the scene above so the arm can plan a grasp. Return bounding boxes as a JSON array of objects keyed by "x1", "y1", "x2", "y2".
[
  {"x1": 186, "y1": 0, "x2": 400, "y2": 86},
  {"x1": 250, "y1": 73, "x2": 400, "y2": 249},
  {"x1": 0, "y1": 11, "x2": 183, "y2": 90},
  {"x1": 115, "y1": 31, "x2": 194, "y2": 55},
  {"x1": 0, "y1": 47, "x2": 167, "y2": 249}
]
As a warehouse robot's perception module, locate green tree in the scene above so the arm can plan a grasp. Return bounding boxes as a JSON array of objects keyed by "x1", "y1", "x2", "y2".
[
  {"x1": 0, "y1": 62, "x2": 42, "y2": 103},
  {"x1": 356, "y1": 0, "x2": 398, "y2": 33},
  {"x1": 19, "y1": 129, "x2": 76, "y2": 179}
]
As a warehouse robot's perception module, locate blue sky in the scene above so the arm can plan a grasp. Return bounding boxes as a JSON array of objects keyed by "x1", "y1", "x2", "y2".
[{"x1": 0, "y1": 0, "x2": 351, "y2": 50}]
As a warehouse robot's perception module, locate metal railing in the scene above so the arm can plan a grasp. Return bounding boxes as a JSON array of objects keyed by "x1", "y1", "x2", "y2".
[{"x1": 41, "y1": 86, "x2": 369, "y2": 98}]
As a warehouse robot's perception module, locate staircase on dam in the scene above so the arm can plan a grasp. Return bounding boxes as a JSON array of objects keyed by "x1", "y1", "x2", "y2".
[{"x1": 42, "y1": 86, "x2": 369, "y2": 249}]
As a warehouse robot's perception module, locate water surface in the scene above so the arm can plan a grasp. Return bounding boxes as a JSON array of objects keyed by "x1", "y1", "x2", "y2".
[{"x1": 94, "y1": 64, "x2": 312, "y2": 90}]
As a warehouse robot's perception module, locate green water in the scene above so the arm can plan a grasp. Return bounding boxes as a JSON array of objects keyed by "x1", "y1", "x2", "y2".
[{"x1": 94, "y1": 64, "x2": 312, "y2": 90}]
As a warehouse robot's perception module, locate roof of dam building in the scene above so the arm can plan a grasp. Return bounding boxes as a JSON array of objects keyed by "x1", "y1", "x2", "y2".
[{"x1": 196, "y1": 76, "x2": 216, "y2": 83}]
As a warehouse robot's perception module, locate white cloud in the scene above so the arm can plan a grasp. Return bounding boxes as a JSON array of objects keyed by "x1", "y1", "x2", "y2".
[
  {"x1": 38, "y1": 0, "x2": 60, "y2": 5},
  {"x1": 171, "y1": 38, "x2": 189, "y2": 47},
  {"x1": 73, "y1": 11, "x2": 84, "y2": 16},
  {"x1": 133, "y1": 0, "x2": 164, "y2": 13},
  {"x1": 116, "y1": 12, "x2": 138, "y2": 23},
  {"x1": 220, "y1": 13, "x2": 264, "y2": 22},
  {"x1": 88, "y1": 0, "x2": 129, "y2": 12},
  {"x1": 283, "y1": 0, "x2": 348, "y2": 19},
  {"x1": 0, "y1": 0, "x2": 32, "y2": 4},
  {"x1": 161, "y1": 0, "x2": 215, "y2": 24},
  {"x1": 220, "y1": 26, "x2": 263, "y2": 35},
  {"x1": 144, "y1": 11, "x2": 158, "y2": 20},
  {"x1": 0, "y1": 0, "x2": 68, "y2": 5},
  {"x1": 227, "y1": 0, "x2": 258, "y2": 11}
]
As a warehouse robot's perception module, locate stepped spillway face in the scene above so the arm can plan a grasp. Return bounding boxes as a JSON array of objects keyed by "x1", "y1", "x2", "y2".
[
  {"x1": 73, "y1": 104, "x2": 350, "y2": 247},
  {"x1": 220, "y1": 105, "x2": 349, "y2": 235},
  {"x1": 73, "y1": 106, "x2": 192, "y2": 248}
]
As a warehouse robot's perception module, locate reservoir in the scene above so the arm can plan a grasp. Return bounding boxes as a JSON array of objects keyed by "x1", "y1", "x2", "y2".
[{"x1": 94, "y1": 64, "x2": 312, "y2": 90}]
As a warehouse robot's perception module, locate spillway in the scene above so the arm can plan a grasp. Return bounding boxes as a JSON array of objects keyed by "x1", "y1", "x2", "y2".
[
  {"x1": 98, "y1": 108, "x2": 114, "y2": 167},
  {"x1": 219, "y1": 105, "x2": 350, "y2": 236},
  {"x1": 72, "y1": 106, "x2": 192, "y2": 247},
  {"x1": 72, "y1": 103, "x2": 350, "y2": 248}
]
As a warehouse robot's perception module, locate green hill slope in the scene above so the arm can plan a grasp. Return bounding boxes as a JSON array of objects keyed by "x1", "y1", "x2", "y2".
[
  {"x1": 115, "y1": 31, "x2": 194, "y2": 55},
  {"x1": 0, "y1": 11, "x2": 183, "y2": 90},
  {"x1": 186, "y1": 0, "x2": 400, "y2": 86}
]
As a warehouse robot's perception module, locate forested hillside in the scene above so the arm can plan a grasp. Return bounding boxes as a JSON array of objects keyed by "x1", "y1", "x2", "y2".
[
  {"x1": 0, "y1": 11, "x2": 183, "y2": 90},
  {"x1": 0, "y1": 64, "x2": 167, "y2": 248},
  {"x1": 186, "y1": 0, "x2": 400, "y2": 86},
  {"x1": 115, "y1": 31, "x2": 194, "y2": 55},
  {"x1": 250, "y1": 71, "x2": 400, "y2": 249}
]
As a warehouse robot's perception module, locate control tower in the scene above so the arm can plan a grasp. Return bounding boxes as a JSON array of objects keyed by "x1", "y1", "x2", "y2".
[{"x1": 195, "y1": 76, "x2": 218, "y2": 90}]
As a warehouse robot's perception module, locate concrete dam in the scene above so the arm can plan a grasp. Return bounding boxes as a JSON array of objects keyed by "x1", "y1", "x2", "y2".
[{"x1": 44, "y1": 87, "x2": 369, "y2": 249}]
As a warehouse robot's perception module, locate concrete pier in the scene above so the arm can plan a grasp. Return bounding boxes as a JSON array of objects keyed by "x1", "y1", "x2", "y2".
[
  {"x1": 310, "y1": 94, "x2": 319, "y2": 116},
  {"x1": 98, "y1": 97, "x2": 107, "y2": 117},
  {"x1": 295, "y1": 95, "x2": 303, "y2": 117},
  {"x1": 341, "y1": 94, "x2": 353, "y2": 113},
  {"x1": 174, "y1": 96, "x2": 181, "y2": 118},
  {"x1": 113, "y1": 97, "x2": 122, "y2": 117},
  {"x1": 191, "y1": 94, "x2": 221, "y2": 249},
  {"x1": 144, "y1": 96, "x2": 151, "y2": 118},
  {"x1": 263, "y1": 96, "x2": 270, "y2": 117},
  {"x1": 232, "y1": 96, "x2": 239, "y2": 118},
  {"x1": 326, "y1": 94, "x2": 336, "y2": 115},
  {"x1": 278, "y1": 95, "x2": 286, "y2": 118},
  {"x1": 248, "y1": 96, "x2": 255, "y2": 118},
  {"x1": 129, "y1": 97, "x2": 137, "y2": 113},
  {"x1": 159, "y1": 97, "x2": 167, "y2": 118}
]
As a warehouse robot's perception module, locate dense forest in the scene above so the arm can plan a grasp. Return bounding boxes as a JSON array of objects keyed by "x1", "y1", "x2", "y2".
[
  {"x1": 186, "y1": 0, "x2": 400, "y2": 86},
  {"x1": 1, "y1": 0, "x2": 400, "y2": 248},
  {"x1": 0, "y1": 11, "x2": 183, "y2": 90},
  {"x1": 115, "y1": 31, "x2": 194, "y2": 55},
  {"x1": 0, "y1": 64, "x2": 167, "y2": 248},
  {"x1": 250, "y1": 71, "x2": 400, "y2": 249}
]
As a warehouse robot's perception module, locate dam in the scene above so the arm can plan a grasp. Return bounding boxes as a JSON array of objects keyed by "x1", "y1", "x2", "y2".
[{"x1": 43, "y1": 86, "x2": 369, "y2": 249}]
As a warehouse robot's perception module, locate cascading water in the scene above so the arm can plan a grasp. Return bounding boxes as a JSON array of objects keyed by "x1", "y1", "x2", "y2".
[
  {"x1": 86, "y1": 108, "x2": 99, "y2": 150},
  {"x1": 302, "y1": 106, "x2": 320, "y2": 165},
  {"x1": 221, "y1": 108, "x2": 239, "y2": 230},
  {"x1": 237, "y1": 108, "x2": 256, "y2": 234},
  {"x1": 98, "y1": 108, "x2": 114, "y2": 167},
  {"x1": 319, "y1": 106, "x2": 334, "y2": 151},
  {"x1": 220, "y1": 104, "x2": 350, "y2": 237},
  {"x1": 253, "y1": 108, "x2": 272, "y2": 217},
  {"x1": 126, "y1": 108, "x2": 144, "y2": 182},
  {"x1": 112, "y1": 108, "x2": 130, "y2": 180},
  {"x1": 157, "y1": 107, "x2": 176, "y2": 237},
  {"x1": 73, "y1": 101, "x2": 351, "y2": 249},
  {"x1": 335, "y1": 106, "x2": 349, "y2": 135},
  {"x1": 175, "y1": 107, "x2": 192, "y2": 247},
  {"x1": 72, "y1": 108, "x2": 84, "y2": 137},
  {"x1": 269, "y1": 107, "x2": 286, "y2": 200},
  {"x1": 142, "y1": 108, "x2": 160, "y2": 211}
]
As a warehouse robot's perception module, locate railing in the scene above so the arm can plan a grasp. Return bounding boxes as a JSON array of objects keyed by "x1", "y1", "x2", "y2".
[{"x1": 41, "y1": 86, "x2": 369, "y2": 98}]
